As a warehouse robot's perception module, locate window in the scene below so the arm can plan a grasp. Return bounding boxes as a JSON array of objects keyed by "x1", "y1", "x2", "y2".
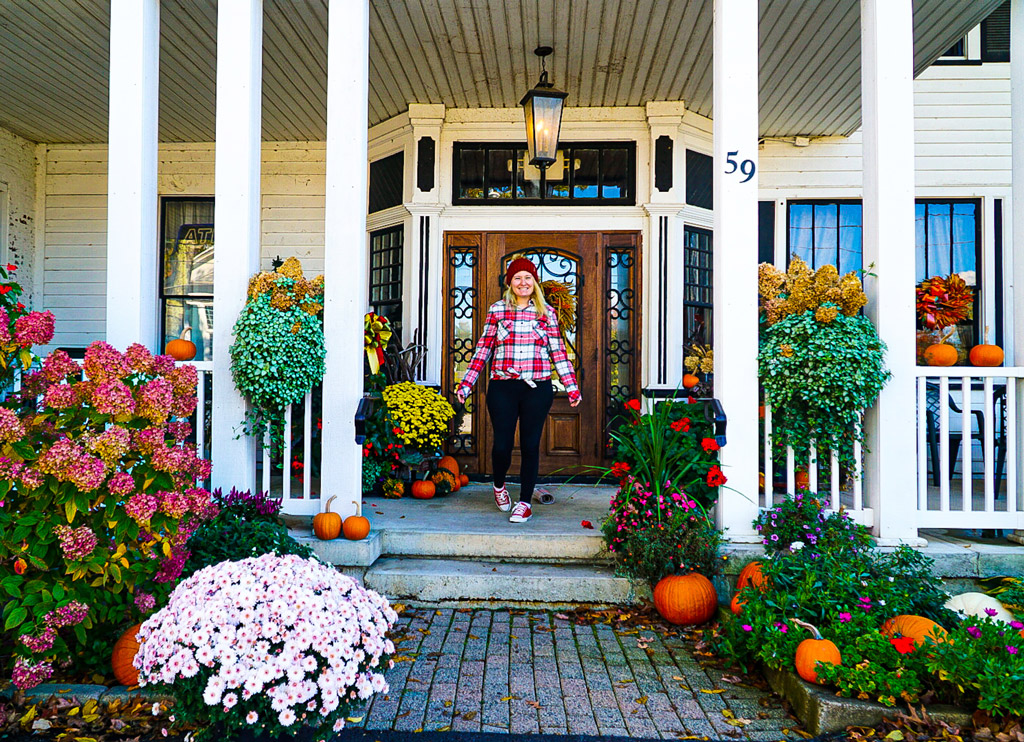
[
  {"x1": 787, "y1": 201, "x2": 863, "y2": 274},
  {"x1": 685, "y1": 150, "x2": 713, "y2": 210},
  {"x1": 452, "y1": 142, "x2": 635, "y2": 205},
  {"x1": 982, "y1": 1, "x2": 1010, "y2": 62},
  {"x1": 369, "y1": 226, "x2": 403, "y2": 335},
  {"x1": 916, "y1": 199, "x2": 982, "y2": 344},
  {"x1": 160, "y1": 197, "x2": 213, "y2": 360},
  {"x1": 369, "y1": 152, "x2": 404, "y2": 213},
  {"x1": 683, "y1": 226, "x2": 713, "y2": 347}
]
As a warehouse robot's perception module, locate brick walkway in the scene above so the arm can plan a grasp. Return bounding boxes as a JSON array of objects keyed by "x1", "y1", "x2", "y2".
[{"x1": 353, "y1": 608, "x2": 804, "y2": 740}]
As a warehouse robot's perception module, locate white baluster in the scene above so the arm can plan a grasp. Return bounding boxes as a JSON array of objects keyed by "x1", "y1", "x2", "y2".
[
  {"x1": 303, "y1": 390, "x2": 313, "y2": 500},
  {"x1": 764, "y1": 396, "x2": 773, "y2": 506},
  {"x1": 786, "y1": 446, "x2": 796, "y2": 496},
  {"x1": 984, "y1": 376, "x2": 995, "y2": 512},
  {"x1": 939, "y1": 376, "x2": 950, "y2": 512},
  {"x1": 261, "y1": 436, "x2": 271, "y2": 497},
  {"x1": 283, "y1": 404, "x2": 293, "y2": 502},
  {"x1": 961, "y1": 374, "x2": 971, "y2": 512},
  {"x1": 853, "y1": 415, "x2": 864, "y2": 511},
  {"x1": 1008, "y1": 379, "x2": 1018, "y2": 513},
  {"x1": 808, "y1": 441, "x2": 819, "y2": 497},
  {"x1": 830, "y1": 448, "x2": 840, "y2": 510},
  {"x1": 917, "y1": 376, "x2": 927, "y2": 510}
]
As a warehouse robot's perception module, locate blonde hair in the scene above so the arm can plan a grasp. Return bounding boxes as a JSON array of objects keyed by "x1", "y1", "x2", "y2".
[{"x1": 503, "y1": 277, "x2": 547, "y2": 317}]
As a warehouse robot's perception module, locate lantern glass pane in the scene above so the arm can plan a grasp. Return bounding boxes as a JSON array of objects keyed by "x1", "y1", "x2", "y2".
[
  {"x1": 529, "y1": 95, "x2": 563, "y2": 163},
  {"x1": 522, "y1": 101, "x2": 537, "y2": 162}
]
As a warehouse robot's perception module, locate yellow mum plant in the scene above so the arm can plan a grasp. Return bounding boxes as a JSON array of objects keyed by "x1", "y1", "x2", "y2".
[{"x1": 381, "y1": 381, "x2": 455, "y2": 451}]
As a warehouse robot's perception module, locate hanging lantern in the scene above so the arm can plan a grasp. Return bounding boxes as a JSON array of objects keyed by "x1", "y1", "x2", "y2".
[{"x1": 520, "y1": 46, "x2": 567, "y2": 170}]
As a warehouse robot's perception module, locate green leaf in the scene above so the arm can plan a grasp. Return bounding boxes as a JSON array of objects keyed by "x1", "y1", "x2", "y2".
[
  {"x1": 4, "y1": 605, "x2": 27, "y2": 630},
  {"x1": 65, "y1": 499, "x2": 77, "y2": 524}
]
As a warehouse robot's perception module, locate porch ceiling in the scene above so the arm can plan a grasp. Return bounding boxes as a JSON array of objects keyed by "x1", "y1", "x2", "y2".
[{"x1": 0, "y1": 0, "x2": 1004, "y2": 145}]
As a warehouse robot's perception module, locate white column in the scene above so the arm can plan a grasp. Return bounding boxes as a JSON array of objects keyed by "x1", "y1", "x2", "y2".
[
  {"x1": 106, "y1": 0, "x2": 160, "y2": 350},
  {"x1": 860, "y1": 0, "x2": 920, "y2": 543},
  {"x1": 210, "y1": 0, "x2": 263, "y2": 493},
  {"x1": 712, "y1": 0, "x2": 760, "y2": 539},
  {"x1": 1009, "y1": 0, "x2": 1024, "y2": 543},
  {"x1": 321, "y1": 0, "x2": 370, "y2": 520}
]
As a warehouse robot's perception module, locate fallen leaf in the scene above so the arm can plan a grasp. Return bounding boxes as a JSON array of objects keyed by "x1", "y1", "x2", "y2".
[
  {"x1": 443, "y1": 701, "x2": 452, "y2": 708},
  {"x1": 525, "y1": 700, "x2": 541, "y2": 709},
  {"x1": 617, "y1": 678, "x2": 635, "y2": 683},
  {"x1": 635, "y1": 696, "x2": 649, "y2": 705},
  {"x1": 885, "y1": 732, "x2": 905, "y2": 741},
  {"x1": 555, "y1": 613, "x2": 569, "y2": 620},
  {"x1": 461, "y1": 711, "x2": 477, "y2": 720},
  {"x1": 700, "y1": 689, "x2": 725, "y2": 694},
  {"x1": 499, "y1": 695, "x2": 521, "y2": 702},
  {"x1": 719, "y1": 675, "x2": 743, "y2": 684},
  {"x1": 436, "y1": 726, "x2": 451, "y2": 732},
  {"x1": 346, "y1": 716, "x2": 364, "y2": 723}
]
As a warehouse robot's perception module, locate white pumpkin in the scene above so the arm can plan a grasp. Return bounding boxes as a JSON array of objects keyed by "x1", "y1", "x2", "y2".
[{"x1": 944, "y1": 592, "x2": 1016, "y2": 623}]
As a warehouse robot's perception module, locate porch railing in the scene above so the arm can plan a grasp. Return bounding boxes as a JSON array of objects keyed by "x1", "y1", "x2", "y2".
[
  {"x1": 760, "y1": 398, "x2": 872, "y2": 526},
  {"x1": 914, "y1": 367, "x2": 1024, "y2": 529}
]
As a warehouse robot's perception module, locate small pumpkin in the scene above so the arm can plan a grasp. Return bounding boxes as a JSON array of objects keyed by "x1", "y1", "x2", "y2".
[
  {"x1": 438, "y1": 455, "x2": 460, "y2": 477},
  {"x1": 943, "y1": 592, "x2": 1015, "y2": 623},
  {"x1": 112, "y1": 624, "x2": 143, "y2": 686},
  {"x1": 879, "y1": 614, "x2": 948, "y2": 648},
  {"x1": 682, "y1": 373, "x2": 700, "y2": 389},
  {"x1": 411, "y1": 479, "x2": 435, "y2": 499},
  {"x1": 794, "y1": 470, "x2": 810, "y2": 490},
  {"x1": 342, "y1": 499, "x2": 371, "y2": 540},
  {"x1": 312, "y1": 495, "x2": 343, "y2": 540},
  {"x1": 165, "y1": 326, "x2": 197, "y2": 362},
  {"x1": 730, "y1": 561, "x2": 767, "y2": 614},
  {"x1": 923, "y1": 343, "x2": 958, "y2": 367},
  {"x1": 459, "y1": 473, "x2": 469, "y2": 487},
  {"x1": 791, "y1": 618, "x2": 841, "y2": 684},
  {"x1": 653, "y1": 573, "x2": 718, "y2": 626},
  {"x1": 969, "y1": 344, "x2": 1004, "y2": 367}
]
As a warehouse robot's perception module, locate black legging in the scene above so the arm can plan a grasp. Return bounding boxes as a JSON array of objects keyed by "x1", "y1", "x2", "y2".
[{"x1": 486, "y1": 379, "x2": 554, "y2": 504}]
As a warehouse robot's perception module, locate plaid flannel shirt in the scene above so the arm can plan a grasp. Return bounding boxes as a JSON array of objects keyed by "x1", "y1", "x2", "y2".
[{"x1": 457, "y1": 300, "x2": 581, "y2": 403}]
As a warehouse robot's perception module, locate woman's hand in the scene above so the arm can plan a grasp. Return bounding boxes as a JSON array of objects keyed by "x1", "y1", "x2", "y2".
[
  {"x1": 569, "y1": 396, "x2": 581, "y2": 408},
  {"x1": 455, "y1": 388, "x2": 468, "y2": 405}
]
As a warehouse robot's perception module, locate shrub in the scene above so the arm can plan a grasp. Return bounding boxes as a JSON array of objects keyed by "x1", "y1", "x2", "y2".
[
  {"x1": 183, "y1": 489, "x2": 312, "y2": 578},
  {"x1": 603, "y1": 477, "x2": 721, "y2": 585},
  {"x1": 815, "y1": 631, "x2": 931, "y2": 707},
  {"x1": 754, "y1": 491, "x2": 873, "y2": 555},
  {"x1": 925, "y1": 616, "x2": 1024, "y2": 717},
  {"x1": 0, "y1": 340, "x2": 215, "y2": 687},
  {"x1": 136, "y1": 554, "x2": 397, "y2": 741}
]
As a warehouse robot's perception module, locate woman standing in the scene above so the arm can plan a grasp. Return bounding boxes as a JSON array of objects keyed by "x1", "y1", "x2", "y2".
[{"x1": 455, "y1": 257, "x2": 581, "y2": 523}]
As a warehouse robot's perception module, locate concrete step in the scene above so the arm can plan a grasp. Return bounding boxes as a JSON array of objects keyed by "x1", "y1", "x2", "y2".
[
  {"x1": 381, "y1": 528, "x2": 612, "y2": 562},
  {"x1": 363, "y1": 556, "x2": 650, "y2": 607}
]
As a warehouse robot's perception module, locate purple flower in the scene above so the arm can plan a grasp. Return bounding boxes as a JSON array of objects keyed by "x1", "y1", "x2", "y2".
[
  {"x1": 1007, "y1": 646, "x2": 1019, "y2": 655},
  {"x1": 1012, "y1": 621, "x2": 1024, "y2": 630},
  {"x1": 985, "y1": 608, "x2": 999, "y2": 617},
  {"x1": 967, "y1": 626, "x2": 983, "y2": 639},
  {"x1": 741, "y1": 625, "x2": 753, "y2": 632},
  {"x1": 839, "y1": 612, "x2": 852, "y2": 623}
]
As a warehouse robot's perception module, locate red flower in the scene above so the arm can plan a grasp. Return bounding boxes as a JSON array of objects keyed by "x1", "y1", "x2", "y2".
[
  {"x1": 889, "y1": 635, "x2": 916, "y2": 655},
  {"x1": 291, "y1": 459, "x2": 304, "y2": 471},
  {"x1": 670, "y1": 417, "x2": 691, "y2": 433},
  {"x1": 624, "y1": 398, "x2": 642, "y2": 412},
  {"x1": 701, "y1": 437, "x2": 720, "y2": 453},
  {"x1": 706, "y1": 465, "x2": 727, "y2": 487},
  {"x1": 0, "y1": 286, "x2": 11, "y2": 295},
  {"x1": 581, "y1": 520, "x2": 594, "y2": 530},
  {"x1": 6, "y1": 264, "x2": 16, "y2": 272},
  {"x1": 316, "y1": 417, "x2": 322, "y2": 430},
  {"x1": 609, "y1": 461, "x2": 631, "y2": 481},
  {"x1": 15, "y1": 302, "x2": 24, "y2": 310}
]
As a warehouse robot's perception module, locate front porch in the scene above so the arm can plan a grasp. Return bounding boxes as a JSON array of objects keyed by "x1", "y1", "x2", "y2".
[{"x1": 2, "y1": 0, "x2": 1024, "y2": 544}]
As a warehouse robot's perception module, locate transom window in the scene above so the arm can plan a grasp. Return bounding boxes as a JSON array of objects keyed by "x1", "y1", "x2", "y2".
[{"x1": 453, "y1": 142, "x2": 635, "y2": 205}]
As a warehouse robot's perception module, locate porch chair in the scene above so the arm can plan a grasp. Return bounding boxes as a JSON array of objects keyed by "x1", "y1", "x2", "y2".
[{"x1": 924, "y1": 381, "x2": 1007, "y2": 498}]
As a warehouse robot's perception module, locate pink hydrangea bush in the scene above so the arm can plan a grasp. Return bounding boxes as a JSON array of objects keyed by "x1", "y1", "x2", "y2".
[
  {"x1": 0, "y1": 336, "x2": 216, "y2": 688},
  {"x1": 135, "y1": 554, "x2": 397, "y2": 741}
]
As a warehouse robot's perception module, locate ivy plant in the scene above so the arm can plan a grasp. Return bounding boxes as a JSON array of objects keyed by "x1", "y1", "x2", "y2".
[{"x1": 229, "y1": 258, "x2": 325, "y2": 452}]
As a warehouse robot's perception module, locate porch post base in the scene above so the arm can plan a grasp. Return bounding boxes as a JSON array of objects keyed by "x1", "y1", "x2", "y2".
[{"x1": 1007, "y1": 531, "x2": 1024, "y2": 545}]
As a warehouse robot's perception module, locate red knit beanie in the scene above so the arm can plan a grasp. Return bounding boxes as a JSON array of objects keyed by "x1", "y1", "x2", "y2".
[{"x1": 505, "y1": 257, "x2": 540, "y2": 286}]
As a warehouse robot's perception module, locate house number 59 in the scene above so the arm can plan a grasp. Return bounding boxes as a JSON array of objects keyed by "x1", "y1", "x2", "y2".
[{"x1": 725, "y1": 151, "x2": 756, "y2": 183}]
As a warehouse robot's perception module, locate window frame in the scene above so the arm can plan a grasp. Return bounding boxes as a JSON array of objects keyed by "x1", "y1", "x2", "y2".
[
  {"x1": 683, "y1": 225, "x2": 713, "y2": 349},
  {"x1": 915, "y1": 197, "x2": 984, "y2": 340},
  {"x1": 368, "y1": 224, "x2": 405, "y2": 336},
  {"x1": 451, "y1": 141, "x2": 636, "y2": 206},
  {"x1": 785, "y1": 199, "x2": 864, "y2": 275},
  {"x1": 159, "y1": 195, "x2": 214, "y2": 357},
  {"x1": 981, "y1": 1, "x2": 1011, "y2": 63}
]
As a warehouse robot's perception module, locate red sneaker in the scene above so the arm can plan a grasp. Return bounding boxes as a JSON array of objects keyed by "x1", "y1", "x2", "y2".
[
  {"x1": 509, "y1": 501, "x2": 532, "y2": 523},
  {"x1": 493, "y1": 485, "x2": 511, "y2": 512}
]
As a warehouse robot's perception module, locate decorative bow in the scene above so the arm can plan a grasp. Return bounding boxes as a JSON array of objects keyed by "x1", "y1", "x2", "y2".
[
  {"x1": 364, "y1": 312, "x2": 392, "y2": 375},
  {"x1": 915, "y1": 274, "x2": 973, "y2": 331}
]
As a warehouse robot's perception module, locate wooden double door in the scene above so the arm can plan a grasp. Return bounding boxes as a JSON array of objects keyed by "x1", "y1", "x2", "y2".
[{"x1": 444, "y1": 231, "x2": 641, "y2": 477}]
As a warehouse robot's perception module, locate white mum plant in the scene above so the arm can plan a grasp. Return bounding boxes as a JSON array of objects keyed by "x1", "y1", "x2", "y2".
[{"x1": 134, "y1": 553, "x2": 397, "y2": 740}]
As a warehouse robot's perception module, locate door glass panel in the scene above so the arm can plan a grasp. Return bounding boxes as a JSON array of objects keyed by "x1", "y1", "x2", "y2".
[
  {"x1": 449, "y1": 249, "x2": 477, "y2": 455},
  {"x1": 506, "y1": 249, "x2": 579, "y2": 393},
  {"x1": 607, "y1": 249, "x2": 634, "y2": 421}
]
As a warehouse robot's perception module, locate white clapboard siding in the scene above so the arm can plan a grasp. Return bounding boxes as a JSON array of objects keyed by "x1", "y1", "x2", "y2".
[
  {"x1": 43, "y1": 142, "x2": 329, "y2": 349},
  {"x1": 759, "y1": 63, "x2": 1011, "y2": 193}
]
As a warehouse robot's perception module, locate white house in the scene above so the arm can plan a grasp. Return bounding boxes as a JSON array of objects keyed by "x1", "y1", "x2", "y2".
[{"x1": 0, "y1": 0, "x2": 1022, "y2": 544}]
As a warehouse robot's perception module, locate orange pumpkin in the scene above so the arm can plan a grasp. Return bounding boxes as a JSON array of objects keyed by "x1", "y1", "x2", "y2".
[
  {"x1": 682, "y1": 374, "x2": 700, "y2": 389},
  {"x1": 730, "y1": 561, "x2": 767, "y2": 614},
  {"x1": 459, "y1": 474, "x2": 469, "y2": 487},
  {"x1": 653, "y1": 573, "x2": 718, "y2": 626},
  {"x1": 343, "y1": 500, "x2": 370, "y2": 540},
  {"x1": 794, "y1": 470, "x2": 810, "y2": 490},
  {"x1": 879, "y1": 615, "x2": 948, "y2": 648},
  {"x1": 112, "y1": 624, "x2": 143, "y2": 686},
  {"x1": 792, "y1": 619, "x2": 841, "y2": 684},
  {"x1": 438, "y1": 455, "x2": 460, "y2": 477},
  {"x1": 165, "y1": 326, "x2": 197, "y2": 362},
  {"x1": 923, "y1": 343, "x2": 958, "y2": 367},
  {"x1": 312, "y1": 496, "x2": 343, "y2": 540},
  {"x1": 411, "y1": 479, "x2": 435, "y2": 499},
  {"x1": 969, "y1": 344, "x2": 1004, "y2": 367}
]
